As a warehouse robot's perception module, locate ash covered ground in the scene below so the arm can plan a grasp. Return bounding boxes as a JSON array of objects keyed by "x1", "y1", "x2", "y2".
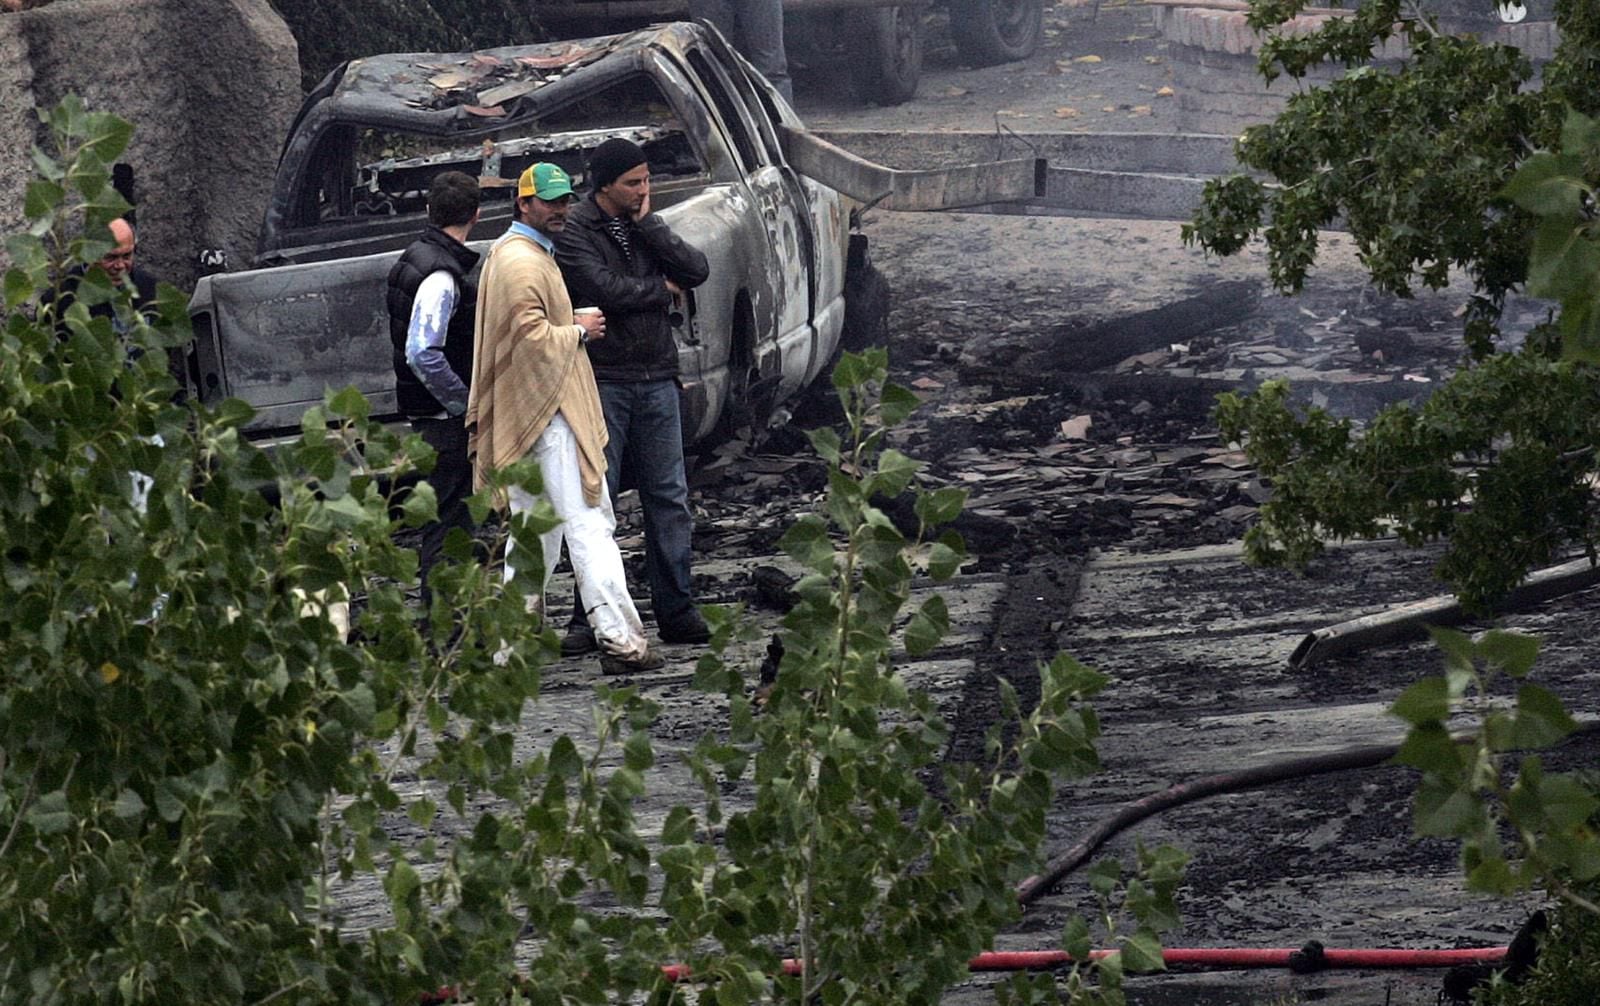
[
  {"x1": 375, "y1": 5, "x2": 1600, "y2": 1002},
  {"x1": 653, "y1": 208, "x2": 1596, "y2": 1005}
]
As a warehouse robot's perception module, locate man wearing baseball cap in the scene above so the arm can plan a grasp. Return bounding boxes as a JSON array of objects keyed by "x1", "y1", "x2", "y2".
[{"x1": 465, "y1": 161, "x2": 664, "y2": 675}]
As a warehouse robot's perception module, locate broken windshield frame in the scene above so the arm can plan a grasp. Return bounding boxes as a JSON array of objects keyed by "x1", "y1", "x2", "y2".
[{"x1": 257, "y1": 39, "x2": 733, "y2": 260}]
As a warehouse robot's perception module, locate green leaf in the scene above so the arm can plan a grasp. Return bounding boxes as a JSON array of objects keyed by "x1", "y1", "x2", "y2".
[
  {"x1": 1475, "y1": 630, "x2": 1539, "y2": 678},
  {"x1": 1096, "y1": 950, "x2": 1124, "y2": 988},
  {"x1": 903, "y1": 595, "x2": 949, "y2": 657},
  {"x1": 1119, "y1": 931, "x2": 1167, "y2": 973},
  {"x1": 407, "y1": 798, "x2": 437, "y2": 827},
  {"x1": 4, "y1": 268, "x2": 33, "y2": 311},
  {"x1": 1500, "y1": 152, "x2": 1588, "y2": 216},
  {"x1": 623, "y1": 730, "x2": 654, "y2": 772},
  {"x1": 927, "y1": 540, "x2": 964, "y2": 581},
  {"x1": 873, "y1": 448, "x2": 921, "y2": 498},
  {"x1": 1427, "y1": 627, "x2": 1476, "y2": 675},
  {"x1": 1392, "y1": 722, "x2": 1462, "y2": 775},
  {"x1": 1390, "y1": 676, "x2": 1450, "y2": 726},
  {"x1": 23, "y1": 178, "x2": 64, "y2": 219},
  {"x1": 1558, "y1": 107, "x2": 1600, "y2": 155},
  {"x1": 1506, "y1": 683, "x2": 1577, "y2": 749},
  {"x1": 213, "y1": 396, "x2": 257, "y2": 429},
  {"x1": 807, "y1": 426, "x2": 842, "y2": 464},
  {"x1": 549, "y1": 735, "x2": 582, "y2": 778},
  {"x1": 112, "y1": 789, "x2": 147, "y2": 819},
  {"x1": 914, "y1": 487, "x2": 967, "y2": 529},
  {"x1": 661, "y1": 805, "x2": 696, "y2": 845},
  {"x1": 1534, "y1": 774, "x2": 1600, "y2": 831},
  {"x1": 779, "y1": 514, "x2": 835, "y2": 573},
  {"x1": 1465, "y1": 855, "x2": 1518, "y2": 896},
  {"x1": 26, "y1": 790, "x2": 72, "y2": 835},
  {"x1": 327, "y1": 385, "x2": 371, "y2": 421},
  {"x1": 1085, "y1": 857, "x2": 1121, "y2": 896},
  {"x1": 401, "y1": 481, "x2": 438, "y2": 528},
  {"x1": 832, "y1": 350, "x2": 870, "y2": 390},
  {"x1": 1413, "y1": 778, "x2": 1483, "y2": 838},
  {"x1": 1061, "y1": 915, "x2": 1091, "y2": 961},
  {"x1": 878, "y1": 382, "x2": 921, "y2": 427},
  {"x1": 81, "y1": 112, "x2": 133, "y2": 164}
]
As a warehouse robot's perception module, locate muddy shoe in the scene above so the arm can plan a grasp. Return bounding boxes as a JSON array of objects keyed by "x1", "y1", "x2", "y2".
[
  {"x1": 658, "y1": 610, "x2": 711, "y2": 645},
  {"x1": 599, "y1": 648, "x2": 667, "y2": 676},
  {"x1": 560, "y1": 624, "x2": 598, "y2": 657}
]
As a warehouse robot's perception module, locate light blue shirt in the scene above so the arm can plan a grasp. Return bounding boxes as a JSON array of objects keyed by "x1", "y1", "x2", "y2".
[
  {"x1": 506, "y1": 220, "x2": 555, "y2": 254},
  {"x1": 403, "y1": 270, "x2": 468, "y2": 416}
]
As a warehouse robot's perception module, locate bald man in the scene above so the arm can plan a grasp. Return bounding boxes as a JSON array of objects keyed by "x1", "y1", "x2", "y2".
[
  {"x1": 96, "y1": 218, "x2": 159, "y2": 330},
  {"x1": 50, "y1": 217, "x2": 189, "y2": 394}
]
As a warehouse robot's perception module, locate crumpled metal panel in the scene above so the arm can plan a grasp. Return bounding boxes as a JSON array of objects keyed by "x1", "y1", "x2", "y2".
[{"x1": 779, "y1": 125, "x2": 1043, "y2": 212}]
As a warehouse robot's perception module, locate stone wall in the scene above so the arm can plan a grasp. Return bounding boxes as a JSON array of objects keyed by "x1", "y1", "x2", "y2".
[
  {"x1": 1153, "y1": 5, "x2": 1561, "y2": 137},
  {"x1": 0, "y1": 0, "x2": 300, "y2": 288}
]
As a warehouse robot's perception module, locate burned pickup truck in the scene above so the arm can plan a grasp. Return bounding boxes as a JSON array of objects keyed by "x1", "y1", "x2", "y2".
[{"x1": 188, "y1": 22, "x2": 1041, "y2": 447}]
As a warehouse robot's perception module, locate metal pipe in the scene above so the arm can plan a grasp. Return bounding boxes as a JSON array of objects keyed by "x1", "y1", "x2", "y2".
[
  {"x1": 780, "y1": 125, "x2": 1044, "y2": 211},
  {"x1": 1288, "y1": 554, "x2": 1600, "y2": 670},
  {"x1": 1143, "y1": 0, "x2": 1348, "y2": 14},
  {"x1": 554, "y1": 0, "x2": 921, "y2": 17}
]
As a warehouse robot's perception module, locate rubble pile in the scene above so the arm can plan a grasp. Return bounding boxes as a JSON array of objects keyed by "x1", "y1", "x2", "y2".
[{"x1": 673, "y1": 263, "x2": 1491, "y2": 573}]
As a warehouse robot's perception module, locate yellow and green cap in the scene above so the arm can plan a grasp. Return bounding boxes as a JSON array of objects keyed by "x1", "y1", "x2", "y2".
[{"x1": 519, "y1": 162, "x2": 575, "y2": 200}]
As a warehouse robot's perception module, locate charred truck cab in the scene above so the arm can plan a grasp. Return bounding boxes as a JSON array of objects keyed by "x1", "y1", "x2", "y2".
[{"x1": 188, "y1": 22, "x2": 1041, "y2": 448}]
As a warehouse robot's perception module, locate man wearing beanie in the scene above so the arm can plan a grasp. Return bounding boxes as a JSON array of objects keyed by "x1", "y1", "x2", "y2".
[
  {"x1": 556, "y1": 138, "x2": 711, "y2": 654},
  {"x1": 467, "y1": 161, "x2": 664, "y2": 675}
]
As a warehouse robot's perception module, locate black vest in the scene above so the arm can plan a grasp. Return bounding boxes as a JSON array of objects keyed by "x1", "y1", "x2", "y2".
[{"x1": 387, "y1": 225, "x2": 480, "y2": 417}]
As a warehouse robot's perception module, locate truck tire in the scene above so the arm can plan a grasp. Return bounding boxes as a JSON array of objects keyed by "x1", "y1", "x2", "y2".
[
  {"x1": 841, "y1": 234, "x2": 889, "y2": 352},
  {"x1": 849, "y1": 5, "x2": 922, "y2": 106},
  {"x1": 948, "y1": 0, "x2": 1043, "y2": 66}
]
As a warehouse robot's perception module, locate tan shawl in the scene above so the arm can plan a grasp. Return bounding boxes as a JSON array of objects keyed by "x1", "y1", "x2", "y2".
[{"x1": 466, "y1": 232, "x2": 610, "y2": 505}]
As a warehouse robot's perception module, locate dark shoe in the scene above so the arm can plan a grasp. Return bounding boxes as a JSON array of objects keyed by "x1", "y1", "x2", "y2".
[
  {"x1": 658, "y1": 610, "x2": 711, "y2": 645},
  {"x1": 560, "y1": 624, "x2": 598, "y2": 657},
  {"x1": 600, "y1": 649, "x2": 668, "y2": 676}
]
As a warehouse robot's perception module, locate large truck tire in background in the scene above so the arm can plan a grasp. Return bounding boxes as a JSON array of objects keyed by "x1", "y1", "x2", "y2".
[
  {"x1": 947, "y1": 0, "x2": 1042, "y2": 66},
  {"x1": 848, "y1": 5, "x2": 923, "y2": 105},
  {"x1": 535, "y1": 0, "x2": 1044, "y2": 106}
]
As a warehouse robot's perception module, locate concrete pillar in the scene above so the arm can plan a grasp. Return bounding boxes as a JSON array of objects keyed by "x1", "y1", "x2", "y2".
[
  {"x1": 0, "y1": 15, "x2": 36, "y2": 254},
  {"x1": 0, "y1": 0, "x2": 300, "y2": 287}
]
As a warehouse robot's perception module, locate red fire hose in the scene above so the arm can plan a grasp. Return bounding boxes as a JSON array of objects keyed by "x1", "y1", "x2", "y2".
[
  {"x1": 422, "y1": 943, "x2": 1508, "y2": 1000},
  {"x1": 655, "y1": 944, "x2": 1507, "y2": 982}
]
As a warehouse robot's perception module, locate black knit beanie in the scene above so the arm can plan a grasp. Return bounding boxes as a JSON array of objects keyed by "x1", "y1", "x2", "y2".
[{"x1": 587, "y1": 138, "x2": 648, "y2": 191}]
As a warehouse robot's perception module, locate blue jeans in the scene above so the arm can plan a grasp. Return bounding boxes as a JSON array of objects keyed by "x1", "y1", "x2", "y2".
[{"x1": 570, "y1": 379, "x2": 697, "y2": 630}]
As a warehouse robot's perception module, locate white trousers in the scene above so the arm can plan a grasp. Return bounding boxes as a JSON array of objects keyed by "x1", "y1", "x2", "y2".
[{"x1": 505, "y1": 412, "x2": 649, "y2": 660}]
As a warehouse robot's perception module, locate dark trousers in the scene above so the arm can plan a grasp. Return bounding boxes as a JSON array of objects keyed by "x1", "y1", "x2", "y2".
[
  {"x1": 412, "y1": 415, "x2": 474, "y2": 603},
  {"x1": 571, "y1": 379, "x2": 697, "y2": 631}
]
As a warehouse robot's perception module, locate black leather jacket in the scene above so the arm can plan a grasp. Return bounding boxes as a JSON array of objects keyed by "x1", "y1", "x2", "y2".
[{"x1": 556, "y1": 196, "x2": 709, "y2": 382}]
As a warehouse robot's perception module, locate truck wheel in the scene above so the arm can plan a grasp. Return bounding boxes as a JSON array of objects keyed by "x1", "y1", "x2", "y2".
[
  {"x1": 849, "y1": 5, "x2": 922, "y2": 106},
  {"x1": 948, "y1": 0, "x2": 1042, "y2": 66},
  {"x1": 713, "y1": 295, "x2": 779, "y2": 441},
  {"x1": 841, "y1": 234, "x2": 889, "y2": 352}
]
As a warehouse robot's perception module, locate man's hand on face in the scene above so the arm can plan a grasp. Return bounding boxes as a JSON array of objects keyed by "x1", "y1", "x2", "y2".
[{"x1": 632, "y1": 188, "x2": 651, "y2": 222}]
